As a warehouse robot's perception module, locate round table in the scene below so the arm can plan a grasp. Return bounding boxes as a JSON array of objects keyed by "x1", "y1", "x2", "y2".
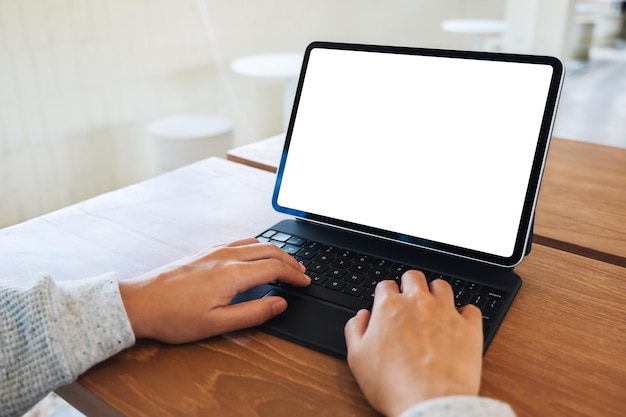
[{"x1": 441, "y1": 19, "x2": 506, "y2": 50}]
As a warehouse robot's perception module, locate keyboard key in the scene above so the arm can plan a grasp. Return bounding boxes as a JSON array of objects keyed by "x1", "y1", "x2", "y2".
[
  {"x1": 331, "y1": 258, "x2": 351, "y2": 268},
  {"x1": 343, "y1": 284, "x2": 365, "y2": 297},
  {"x1": 482, "y1": 312, "x2": 494, "y2": 322},
  {"x1": 373, "y1": 258, "x2": 392, "y2": 268},
  {"x1": 355, "y1": 254, "x2": 372, "y2": 264},
  {"x1": 294, "y1": 257, "x2": 311, "y2": 268},
  {"x1": 345, "y1": 273, "x2": 365, "y2": 285},
  {"x1": 310, "y1": 273, "x2": 327, "y2": 285},
  {"x1": 469, "y1": 294, "x2": 486, "y2": 308},
  {"x1": 303, "y1": 241, "x2": 321, "y2": 250},
  {"x1": 286, "y1": 236, "x2": 306, "y2": 246},
  {"x1": 321, "y1": 245, "x2": 339, "y2": 255},
  {"x1": 391, "y1": 263, "x2": 409, "y2": 274},
  {"x1": 349, "y1": 263, "x2": 370, "y2": 274},
  {"x1": 451, "y1": 278, "x2": 465, "y2": 288},
  {"x1": 337, "y1": 250, "x2": 355, "y2": 259},
  {"x1": 480, "y1": 287, "x2": 507, "y2": 300},
  {"x1": 260, "y1": 230, "x2": 276, "y2": 238},
  {"x1": 325, "y1": 268, "x2": 346, "y2": 279},
  {"x1": 323, "y1": 278, "x2": 346, "y2": 291},
  {"x1": 454, "y1": 289, "x2": 471, "y2": 306},
  {"x1": 314, "y1": 253, "x2": 332, "y2": 263},
  {"x1": 282, "y1": 244, "x2": 301, "y2": 255},
  {"x1": 486, "y1": 297, "x2": 502, "y2": 311},
  {"x1": 363, "y1": 276, "x2": 381, "y2": 288},
  {"x1": 296, "y1": 249, "x2": 315, "y2": 259},
  {"x1": 368, "y1": 268, "x2": 389, "y2": 280},
  {"x1": 362, "y1": 288, "x2": 375, "y2": 302},
  {"x1": 272, "y1": 232, "x2": 291, "y2": 242},
  {"x1": 308, "y1": 262, "x2": 328, "y2": 273},
  {"x1": 391, "y1": 273, "x2": 403, "y2": 285},
  {"x1": 430, "y1": 273, "x2": 450, "y2": 282}
]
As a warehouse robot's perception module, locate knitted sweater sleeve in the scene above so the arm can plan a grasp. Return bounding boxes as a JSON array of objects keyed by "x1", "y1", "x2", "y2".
[
  {"x1": 0, "y1": 273, "x2": 135, "y2": 417},
  {"x1": 399, "y1": 396, "x2": 516, "y2": 417}
]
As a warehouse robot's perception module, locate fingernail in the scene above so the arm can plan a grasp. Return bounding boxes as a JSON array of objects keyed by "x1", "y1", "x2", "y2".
[{"x1": 272, "y1": 298, "x2": 287, "y2": 315}]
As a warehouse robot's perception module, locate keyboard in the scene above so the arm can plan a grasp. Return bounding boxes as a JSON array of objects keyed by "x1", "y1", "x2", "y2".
[{"x1": 258, "y1": 229, "x2": 510, "y2": 333}]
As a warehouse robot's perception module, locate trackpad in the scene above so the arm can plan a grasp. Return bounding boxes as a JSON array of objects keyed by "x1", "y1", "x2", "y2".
[{"x1": 262, "y1": 289, "x2": 356, "y2": 358}]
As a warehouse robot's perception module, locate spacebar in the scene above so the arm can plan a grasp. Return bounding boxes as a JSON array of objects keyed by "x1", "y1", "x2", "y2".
[{"x1": 280, "y1": 284, "x2": 372, "y2": 311}]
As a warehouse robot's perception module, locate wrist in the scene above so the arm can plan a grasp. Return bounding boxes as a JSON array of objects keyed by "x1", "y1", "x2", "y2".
[
  {"x1": 381, "y1": 379, "x2": 480, "y2": 417},
  {"x1": 118, "y1": 279, "x2": 151, "y2": 340}
]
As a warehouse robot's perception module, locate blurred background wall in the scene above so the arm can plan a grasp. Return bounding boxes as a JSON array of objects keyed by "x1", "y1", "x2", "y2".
[
  {"x1": 0, "y1": 0, "x2": 507, "y2": 227},
  {"x1": 0, "y1": 0, "x2": 624, "y2": 228}
]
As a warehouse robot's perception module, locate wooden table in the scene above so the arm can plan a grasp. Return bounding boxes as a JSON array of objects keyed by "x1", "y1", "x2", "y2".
[
  {"x1": 226, "y1": 132, "x2": 285, "y2": 173},
  {"x1": 228, "y1": 135, "x2": 626, "y2": 267},
  {"x1": 534, "y1": 138, "x2": 626, "y2": 267},
  {"x1": 2, "y1": 158, "x2": 625, "y2": 416}
]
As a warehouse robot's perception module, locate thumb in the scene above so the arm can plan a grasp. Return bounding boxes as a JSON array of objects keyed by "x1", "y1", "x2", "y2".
[
  {"x1": 344, "y1": 309, "x2": 371, "y2": 349},
  {"x1": 210, "y1": 296, "x2": 288, "y2": 334}
]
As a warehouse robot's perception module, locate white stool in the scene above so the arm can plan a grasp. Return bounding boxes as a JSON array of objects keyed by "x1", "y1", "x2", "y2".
[
  {"x1": 231, "y1": 53, "x2": 303, "y2": 131},
  {"x1": 569, "y1": 17, "x2": 595, "y2": 61},
  {"x1": 148, "y1": 114, "x2": 233, "y2": 174}
]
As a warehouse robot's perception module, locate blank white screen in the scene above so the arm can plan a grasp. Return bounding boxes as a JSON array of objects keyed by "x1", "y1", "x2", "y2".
[{"x1": 276, "y1": 48, "x2": 554, "y2": 258}]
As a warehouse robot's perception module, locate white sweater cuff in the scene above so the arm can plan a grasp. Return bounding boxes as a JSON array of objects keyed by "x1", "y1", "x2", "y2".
[
  {"x1": 398, "y1": 396, "x2": 516, "y2": 417},
  {"x1": 54, "y1": 272, "x2": 136, "y2": 379}
]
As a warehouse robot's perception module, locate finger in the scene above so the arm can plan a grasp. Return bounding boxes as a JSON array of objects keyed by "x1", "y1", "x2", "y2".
[
  {"x1": 209, "y1": 296, "x2": 288, "y2": 334},
  {"x1": 229, "y1": 258, "x2": 311, "y2": 292},
  {"x1": 218, "y1": 242, "x2": 305, "y2": 272},
  {"x1": 370, "y1": 280, "x2": 399, "y2": 316},
  {"x1": 458, "y1": 304, "x2": 485, "y2": 353},
  {"x1": 224, "y1": 238, "x2": 260, "y2": 247},
  {"x1": 207, "y1": 238, "x2": 259, "y2": 251},
  {"x1": 399, "y1": 270, "x2": 428, "y2": 294},
  {"x1": 429, "y1": 278, "x2": 454, "y2": 303},
  {"x1": 374, "y1": 278, "x2": 399, "y2": 297},
  {"x1": 183, "y1": 239, "x2": 260, "y2": 263},
  {"x1": 344, "y1": 309, "x2": 371, "y2": 349},
  {"x1": 458, "y1": 303, "x2": 483, "y2": 325}
]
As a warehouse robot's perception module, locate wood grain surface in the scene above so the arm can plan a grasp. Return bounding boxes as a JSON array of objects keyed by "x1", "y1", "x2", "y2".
[
  {"x1": 61, "y1": 244, "x2": 626, "y2": 417},
  {"x1": 534, "y1": 138, "x2": 626, "y2": 266},
  {"x1": 482, "y1": 245, "x2": 626, "y2": 417},
  {"x1": 2, "y1": 157, "x2": 623, "y2": 416}
]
